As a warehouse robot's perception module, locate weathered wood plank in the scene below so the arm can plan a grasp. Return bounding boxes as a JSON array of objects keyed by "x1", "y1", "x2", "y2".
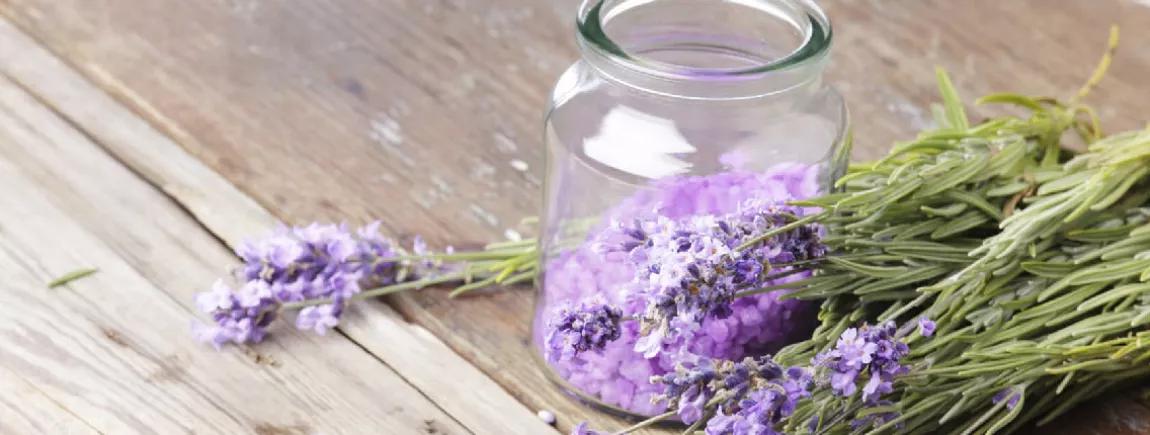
[
  {"x1": 0, "y1": 366, "x2": 101, "y2": 435},
  {"x1": 3, "y1": 0, "x2": 1150, "y2": 433},
  {"x1": 0, "y1": 18, "x2": 559, "y2": 435},
  {"x1": 0, "y1": 73, "x2": 476, "y2": 435}
]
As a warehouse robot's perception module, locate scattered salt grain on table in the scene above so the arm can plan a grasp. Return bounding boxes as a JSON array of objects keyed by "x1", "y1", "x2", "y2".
[{"x1": 536, "y1": 410, "x2": 556, "y2": 425}]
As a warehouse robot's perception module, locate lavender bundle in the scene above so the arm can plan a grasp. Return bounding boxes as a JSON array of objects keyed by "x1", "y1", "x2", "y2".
[
  {"x1": 192, "y1": 221, "x2": 536, "y2": 349},
  {"x1": 541, "y1": 28, "x2": 1150, "y2": 435},
  {"x1": 189, "y1": 26, "x2": 1150, "y2": 435}
]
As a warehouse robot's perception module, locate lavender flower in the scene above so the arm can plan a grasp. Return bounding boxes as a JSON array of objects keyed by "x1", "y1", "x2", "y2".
[
  {"x1": 918, "y1": 317, "x2": 936, "y2": 337},
  {"x1": 193, "y1": 280, "x2": 278, "y2": 350},
  {"x1": 993, "y1": 388, "x2": 1022, "y2": 410},
  {"x1": 814, "y1": 321, "x2": 914, "y2": 404},
  {"x1": 195, "y1": 221, "x2": 446, "y2": 348},
  {"x1": 544, "y1": 298, "x2": 624, "y2": 363},
  {"x1": 599, "y1": 200, "x2": 828, "y2": 358},
  {"x1": 706, "y1": 385, "x2": 802, "y2": 435},
  {"x1": 654, "y1": 355, "x2": 810, "y2": 431},
  {"x1": 296, "y1": 304, "x2": 341, "y2": 335}
]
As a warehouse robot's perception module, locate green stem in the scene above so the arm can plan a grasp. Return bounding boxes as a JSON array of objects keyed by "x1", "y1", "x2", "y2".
[
  {"x1": 281, "y1": 273, "x2": 465, "y2": 309},
  {"x1": 613, "y1": 411, "x2": 677, "y2": 435},
  {"x1": 483, "y1": 239, "x2": 538, "y2": 250},
  {"x1": 735, "y1": 211, "x2": 827, "y2": 251},
  {"x1": 449, "y1": 275, "x2": 500, "y2": 298},
  {"x1": 373, "y1": 251, "x2": 529, "y2": 263}
]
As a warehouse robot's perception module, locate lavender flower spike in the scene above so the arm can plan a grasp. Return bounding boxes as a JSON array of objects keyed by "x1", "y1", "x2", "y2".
[
  {"x1": 544, "y1": 297, "x2": 625, "y2": 363},
  {"x1": 195, "y1": 221, "x2": 446, "y2": 348},
  {"x1": 815, "y1": 321, "x2": 911, "y2": 403}
]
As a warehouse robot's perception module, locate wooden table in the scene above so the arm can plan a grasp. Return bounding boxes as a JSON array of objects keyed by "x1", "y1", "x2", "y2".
[{"x1": 2, "y1": 0, "x2": 1150, "y2": 434}]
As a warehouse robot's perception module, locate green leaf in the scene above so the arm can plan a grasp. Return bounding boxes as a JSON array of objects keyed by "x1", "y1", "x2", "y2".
[
  {"x1": 47, "y1": 268, "x2": 99, "y2": 288},
  {"x1": 893, "y1": 219, "x2": 947, "y2": 241},
  {"x1": 921, "y1": 202, "x2": 968, "y2": 218},
  {"x1": 987, "y1": 181, "x2": 1033, "y2": 198},
  {"x1": 1018, "y1": 282, "x2": 1107, "y2": 321},
  {"x1": 827, "y1": 257, "x2": 909, "y2": 278},
  {"x1": 1066, "y1": 223, "x2": 1141, "y2": 243},
  {"x1": 936, "y1": 67, "x2": 971, "y2": 131},
  {"x1": 1077, "y1": 282, "x2": 1150, "y2": 312},
  {"x1": 853, "y1": 265, "x2": 950, "y2": 294},
  {"x1": 1072, "y1": 233, "x2": 1150, "y2": 263},
  {"x1": 880, "y1": 139, "x2": 958, "y2": 164},
  {"x1": 885, "y1": 247, "x2": 974, "y2": 263},
  {"x1": 976, "y1": 93, "x2": 1047, "y2": 112},
  {"x1": 859, "y1": 290, "x2": 920, "y2": 301},
  {"x1": 944, "y1": 189, "x2": 1006, "y2": 221},
  {"x1": 788, "y1": 192, "x2": 852, "y2": 208},
  {"x1": 1036, "y1": 170, "x2": 1093, "y2": 196},
  {"x1": 1089, "y1": 165, "x2": 1150, "y2": 212},
  {"x1": 931, "y1": 103, "x2": 951, "y2": 130},
  {"x1": 871, "y1": 224, "x2": 913, "y2": 240},
  {"x1": 931, "y1": 211, "x2": 992, "y2": 239},
  {"x1": 856, "y1": 405, "x2": 900, "y2": 418},
  {"x1": 1068, "y1": 258, "x2": 1150, "y2": 285},
  {"x1": 863, "y1": 178, "x2": 926, "y2": 214},
  {"x1": 910, "y1": 153, "x2": 993, "y2": 196},
  {"x1": 1020, "y1": 261, "x2": 1078, "y2": 278}
]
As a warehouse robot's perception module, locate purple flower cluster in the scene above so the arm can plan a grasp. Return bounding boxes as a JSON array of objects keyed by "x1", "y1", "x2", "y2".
[
  {"x1": 653, "y1": 357, "x2": 720, "y2": 423},
  {"x1": 651, "y1": 355, "x2": 813, "y2": 431},
  {"x1": 536, "y1": 166, "x2": 825, "y2": 415},
  {"x1": 814, "y1": 321, "x2": 912, "y2": 403},
  {"x1": 570, "y1": 320, "x2": 927, "y2": 435},
  {"x1": 604, "y1": 200, "x2": 827, "y2": 359},
  {"x1": 545, "y1": 298, "x2": 624, "y2": 363},
  {"x1": 194, "y1": 280, "x2": 278, "y2": 349},
  {"x1": 702, "y1": 364, "x2": 813, "y2": 435},
  {"x1": 194, "y1": 222, "x2": 443, "y2": 349}
]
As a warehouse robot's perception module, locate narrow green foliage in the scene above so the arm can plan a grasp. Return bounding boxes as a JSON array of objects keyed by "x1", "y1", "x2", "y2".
[{"x1": 47, "y1": 268, "x2": 99, "y2": 288}]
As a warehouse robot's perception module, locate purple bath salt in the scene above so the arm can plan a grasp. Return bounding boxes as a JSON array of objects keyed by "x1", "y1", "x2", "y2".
[{"x1": 534, "y1": 163, "x2": 824, "y2": 416}]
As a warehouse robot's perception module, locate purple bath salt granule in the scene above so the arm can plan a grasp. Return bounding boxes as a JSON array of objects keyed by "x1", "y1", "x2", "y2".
[{"x1": 535, "y1": 164, "x2": 825, "y2": 416}]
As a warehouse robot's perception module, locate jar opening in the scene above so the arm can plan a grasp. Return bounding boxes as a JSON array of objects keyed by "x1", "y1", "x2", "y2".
[{"x1": 577, "y1": 0, "x2": 832, "y2": 81}]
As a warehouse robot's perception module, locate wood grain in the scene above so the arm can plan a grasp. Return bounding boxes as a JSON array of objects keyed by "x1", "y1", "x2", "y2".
[
  {"x1": 0, "y1": 366, "x2": 101, "y2": 435},
  {"x1": 0, "y1": 18, "x2": 558, "y2": 435},
  {"x1": 0, "y1": 72, "x2": 478, "y2": 435},
  {"x1": 2, "y1": 0, "x2": 1150, "y2": 433}
]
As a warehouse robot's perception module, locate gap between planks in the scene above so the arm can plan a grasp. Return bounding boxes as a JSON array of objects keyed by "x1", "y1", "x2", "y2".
[{"x1": 0, "y1": 17, "x2": 557, "y2": 435}]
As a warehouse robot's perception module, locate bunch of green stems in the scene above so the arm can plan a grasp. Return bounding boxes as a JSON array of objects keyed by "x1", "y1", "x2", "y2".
[
  {"x1": 761, "y1": 27, "x2": 1150, "y2": 435},
  {"x1": 371, "y1": 26, "x2": 1150, "y2": 435}
]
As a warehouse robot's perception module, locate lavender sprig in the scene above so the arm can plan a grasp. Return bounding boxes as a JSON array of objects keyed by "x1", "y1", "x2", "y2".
[
  {"x1": 544, "y1": 297, "x2": 624, "y2": 363},
  {"x1": 813, "y1": 321, "x2": 910, "y2": 403},
  {"x1": 193, "y1": 222, "x2": 451, "y2": 349}
]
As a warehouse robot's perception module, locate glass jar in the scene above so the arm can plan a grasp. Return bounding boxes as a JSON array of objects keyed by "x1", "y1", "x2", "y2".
[{"x1": 532, "y1": 0, "x2": 850, "y2": 419}]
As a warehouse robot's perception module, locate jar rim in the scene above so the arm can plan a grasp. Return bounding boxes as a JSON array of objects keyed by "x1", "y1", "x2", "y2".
[{"x1": 575, "y1": 0, "x2": 833, "y2": 81}]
